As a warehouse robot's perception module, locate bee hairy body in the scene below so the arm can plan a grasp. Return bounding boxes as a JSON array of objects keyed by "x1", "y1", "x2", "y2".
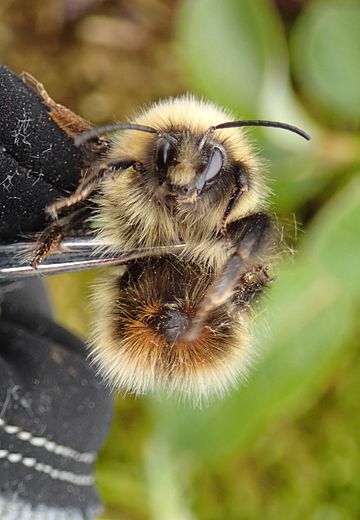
[{"x1": 89, "y1": 96, "x2": 274, "y2": 401}]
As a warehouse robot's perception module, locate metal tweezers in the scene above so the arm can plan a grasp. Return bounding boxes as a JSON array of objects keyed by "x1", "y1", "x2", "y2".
[{"x1": 0, "y1": 238, "x2": 186, "y2": 280}]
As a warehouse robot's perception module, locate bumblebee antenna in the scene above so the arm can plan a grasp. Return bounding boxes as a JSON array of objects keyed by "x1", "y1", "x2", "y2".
[
  {"x1": 214, "y1": 120, "x2": 311, "y2": 141},
  {"x1": 74, "y1": 123, "x2": 161, "y2": 146}
]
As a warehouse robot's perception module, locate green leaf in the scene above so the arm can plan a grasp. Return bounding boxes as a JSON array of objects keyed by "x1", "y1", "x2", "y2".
[
  {"x1": 304, "y1": 175, "x2": 360, "y2": 295},
  {"x1": 177, "y1": 0, "x2": 283, "y2": 116},
  {"x1": 291, "y1": 0, "x2": 360, "y2": 123},
  {"x1": 265, "y1": 150, "x2": 331, "y2": 213}
]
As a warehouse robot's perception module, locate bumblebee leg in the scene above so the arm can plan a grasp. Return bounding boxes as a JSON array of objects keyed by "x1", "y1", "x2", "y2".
[
  {"x1": 47, "y1": 159, "x2": 137, "y2": 218},
  {"x1": 29, "y1": 207, "x2": 90, "y2": 268},
  {"x1": 20, "y1": 71, "x2": 91, "y2": 138},
  {"x1": 29, "y1": 223, "x2": 64, "y2": 270},
  {"x1": 180, "y1": 213, "x2": 273, "y2": 342}
]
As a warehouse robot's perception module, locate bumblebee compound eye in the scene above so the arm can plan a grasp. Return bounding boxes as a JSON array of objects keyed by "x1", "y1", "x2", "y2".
[
  {"x1": 89, "y1": 258, "x2": 253, "y2": 403},
  {"x1": 155, "y1": 137, "x2": 175, "y2": 174},
  {"x1": 203, "y1": 147, "x2": 224, "y2": 183},
  {"x1": 195, "y1": 147, "x2": 224, "y2": 192}
]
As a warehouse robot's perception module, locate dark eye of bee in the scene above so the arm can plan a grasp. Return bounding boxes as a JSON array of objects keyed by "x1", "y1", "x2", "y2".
[
  {"x1": 204, "y1": 147, "x2": 224, "y2": 182},
  {"x1": 155, "y1": 138, "x2": 174, "y2": 173},
  {"x1": 196, "y1": 147, "x2": 224, "y2": 192}
]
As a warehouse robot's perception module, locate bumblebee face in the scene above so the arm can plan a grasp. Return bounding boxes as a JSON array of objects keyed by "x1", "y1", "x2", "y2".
[
  {"x1": 156, "y1": 133, "x2": 224, "y2": 202},
  {"x1": 146, "y1": 130, "x2": 239, "y2": 214}
]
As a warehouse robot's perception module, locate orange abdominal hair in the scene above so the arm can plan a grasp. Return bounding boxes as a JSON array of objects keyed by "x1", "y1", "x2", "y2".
[{"x1": 90, "y1": 257, "x2": 254, "y2": 403}]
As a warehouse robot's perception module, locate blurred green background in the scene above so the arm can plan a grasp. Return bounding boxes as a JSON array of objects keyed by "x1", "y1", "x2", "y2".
[{"x1": 2, "y1": 0, "x2": 360, "y2": 518}]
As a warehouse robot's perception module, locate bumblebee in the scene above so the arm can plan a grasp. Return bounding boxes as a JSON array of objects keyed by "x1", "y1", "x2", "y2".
[{"x1": 24, "y1": 74, "x2": 309, "y2": 402}]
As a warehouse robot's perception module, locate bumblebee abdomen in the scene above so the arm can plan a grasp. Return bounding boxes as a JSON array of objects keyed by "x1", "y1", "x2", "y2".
[{"x1": 90, "y1": 257, "x2": 253, "y2": 402}]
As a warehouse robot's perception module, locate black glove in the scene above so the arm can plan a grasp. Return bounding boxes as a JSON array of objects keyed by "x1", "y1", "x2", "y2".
[
  {"x1": 0, "y1": 66, "x2": 114, "y2": 519},
  {"x1": 0, "y1": 64, "x2": 84, "y2": 240}
]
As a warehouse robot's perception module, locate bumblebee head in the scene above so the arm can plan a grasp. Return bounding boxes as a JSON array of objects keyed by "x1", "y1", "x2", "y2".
[{"x1": 75, "y1": 97, "x2": 309, "y2": 216}]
